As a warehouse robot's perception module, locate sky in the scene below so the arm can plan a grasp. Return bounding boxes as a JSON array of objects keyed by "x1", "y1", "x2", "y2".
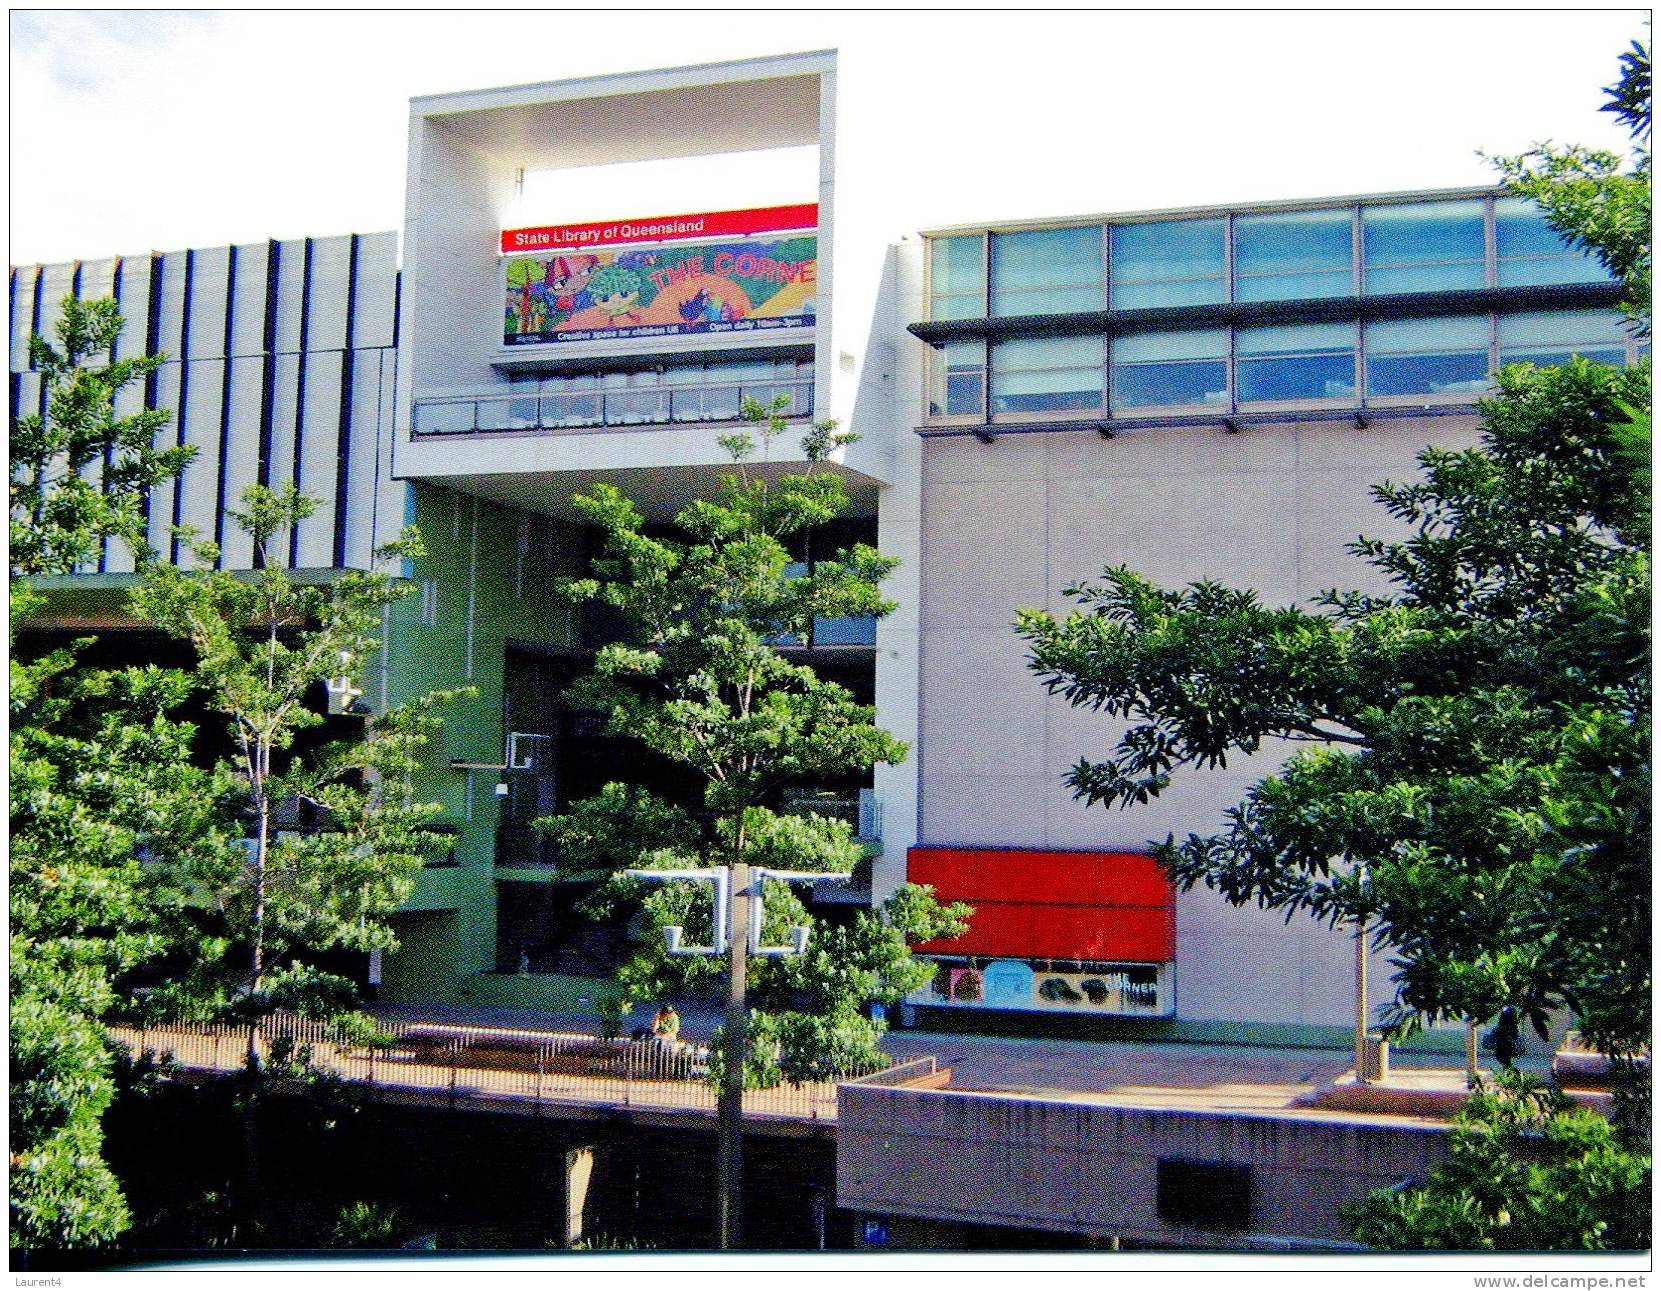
[{"x1": 8, "y1": 9, "x2": 1650, "y2": 267}]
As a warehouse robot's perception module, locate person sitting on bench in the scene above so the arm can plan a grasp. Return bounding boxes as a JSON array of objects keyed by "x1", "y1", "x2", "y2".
[{"x1": 650, "y1": 1002, "x2": 685, "y2": 1054}]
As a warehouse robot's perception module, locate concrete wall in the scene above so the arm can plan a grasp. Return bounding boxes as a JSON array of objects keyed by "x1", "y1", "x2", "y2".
[
  {"x1": 838, "y1": 1082, "x2": 1448, "y2": 1248},
  {"x1": 11, "y1": 234, "x2": 402, "y2": 574},
  {"x1": 910, "y1": 412, "x2": 1484, "y2": 1029}
]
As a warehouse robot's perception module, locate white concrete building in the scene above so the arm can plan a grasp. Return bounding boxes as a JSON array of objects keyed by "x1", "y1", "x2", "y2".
[{"x1": 12, "y1": 52, "x2": 1636, "y2": 1044}]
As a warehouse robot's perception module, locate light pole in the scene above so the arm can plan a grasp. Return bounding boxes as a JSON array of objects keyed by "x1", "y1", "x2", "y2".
[{"x1": 626, "y1": 863, "x2": 848, "y2": 1250}]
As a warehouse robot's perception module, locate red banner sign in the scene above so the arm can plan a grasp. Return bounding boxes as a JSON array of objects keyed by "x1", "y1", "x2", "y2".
[{"x1": 501, "y1": 203, "x2": 818, "y2": 256}]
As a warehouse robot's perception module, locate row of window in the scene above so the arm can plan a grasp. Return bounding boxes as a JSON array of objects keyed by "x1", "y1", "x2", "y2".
[
  {"x1": 415, "y1": 358, "x2": 813, "y2": 434},
  {"x1": 928, "y1": 197, "x2": 1612, "y2": 320},
  {"x1": 928, "y1": 309, "x2": 1643, "y2": 419}
]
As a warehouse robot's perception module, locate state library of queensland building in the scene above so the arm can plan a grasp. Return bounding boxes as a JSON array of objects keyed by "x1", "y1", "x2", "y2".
[{"x1": 12, "y1": 52, "x2": 1640, "y2": 1048}]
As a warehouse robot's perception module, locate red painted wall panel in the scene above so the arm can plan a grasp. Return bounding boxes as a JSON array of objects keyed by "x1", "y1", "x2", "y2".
[
  {"x1": 908, "y1": 847, "x2": 1176, "y2": 962},
  {"x1": 908, "y1": 847, "x2": 1171, "y2": 908}
]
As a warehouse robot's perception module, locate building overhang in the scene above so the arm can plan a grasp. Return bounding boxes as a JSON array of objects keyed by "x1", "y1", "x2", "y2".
[
  {"x1": 410, "y1": 53, "x2": 830, "y2": 173},
  {"x1": 907, "y1": 281, "x2": 1628, "y2": 348},
  {"x1": 403, "y1": 460, "x2": 880, "y2": 524}
]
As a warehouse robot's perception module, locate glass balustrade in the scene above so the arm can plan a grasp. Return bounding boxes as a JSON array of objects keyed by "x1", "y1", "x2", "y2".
[{"x1": 414, "y1": 369, "x2": 813, "y2": 435}]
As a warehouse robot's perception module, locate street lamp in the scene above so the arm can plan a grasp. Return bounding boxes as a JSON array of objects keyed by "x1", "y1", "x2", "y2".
[{"x1": 625, "y1": 862, "x2": 850, "y2": 1250}]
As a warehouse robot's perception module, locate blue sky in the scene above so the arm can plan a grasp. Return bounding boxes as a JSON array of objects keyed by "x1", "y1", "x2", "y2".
[{"x1": 9, "y1": 10, "x2": 1648, "y2": 265}]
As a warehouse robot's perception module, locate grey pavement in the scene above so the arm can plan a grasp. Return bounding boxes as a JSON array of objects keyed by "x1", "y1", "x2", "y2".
[{"x1": 369, "y1": 998, "x2": 1523, "y2": 1103}]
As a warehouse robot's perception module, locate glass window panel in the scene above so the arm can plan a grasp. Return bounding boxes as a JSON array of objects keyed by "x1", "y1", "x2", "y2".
[
  {"x1": 1367, "y1": 352, "x2": 1491, "y2": 396},
  {"x1": 1235, "y1": 322, "x2": 1356, "y2": 403},
  {"x1": 1238, "y1": 353, "x2": 1357, "y2": 402},
  {"x1": 1110, "y1": 219, "x2": 1226, "y2": 308},
  {"x1": 936, "y1": 230, "x2": 983, "y2": 294},
  {"x1": 930, "y1": 340, "x2": 986, "y2": 417},
  {"x1": 475, "y1": 398, "x2": 514, "y2": 431},
  {"x1": 1234, "y1": 322, "x2": 1353, "y2": 354},
  {"x1": 1365, "y1": 316, "x2": 1490, "y2": 396},
  {"x1": 1112, "y1": 328, "x2": 1227, "y2": 363},
  {"x1": 1495, "y1": 198, "x2": 1611, "y2": 286},
  {"x1": 990, "y1": 336, "x2": 1102, "y2": 413},
  {"x1": 1498, "y1": 309, "x2": 1630, "y2": 367},
  {"x1": 1111, "y1": 330, "x2": 1228, "y2": 408},
  {"x1": 1234, "y1": 210, "x2": 1353, "y2": 302},
  {"x1": 1365, "y1": 315, "x2": 1490, "y2": 353},
  {"x1": 543, "y1": 392, "x2": 603, "y2": 427},
  {"x1": 1497, "y1": 309, "x2": 1629, "y2": 349},
  {"x1": 1111, "y1": 359, "x2": 1228, "y2": 409},
  {"x1": 991, "y1": 226, "x2": 1103, "y2": 316},
  {"x1": 1500, "y1": 345, "x2": 1627, "y2": 369},
  {"x1": 994, "y1": 335, "x2": 1104, "y2": 370},
  {"x1": 671, "y1": 389, "x2": 705, "y2": 422},
  {"x1": 703, "y1": 385, "x2": 743, "y2": 419},
  {"x1": 1362, "y1": 200, "x2": 1486, "y2": 295},
  {"x1": 606, "y1": 390, "x2": 668, "y2": 425},
  {"x1": 508, "y1": 396, "x2": 540, "y2": 427}
]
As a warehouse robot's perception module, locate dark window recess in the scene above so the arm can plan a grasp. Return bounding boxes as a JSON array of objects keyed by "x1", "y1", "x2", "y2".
[
  {"x1": 495, "y1": 880, "x2": 629, "y2": 976},
  {"x1": 1156, "y1": 1158, "x2": 1252, "y2": 1229}
]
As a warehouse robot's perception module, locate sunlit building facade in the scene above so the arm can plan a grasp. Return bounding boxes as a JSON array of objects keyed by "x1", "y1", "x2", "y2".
[{"x1": 11, "y1": 52, "x2": 1636, "y2": 1044}]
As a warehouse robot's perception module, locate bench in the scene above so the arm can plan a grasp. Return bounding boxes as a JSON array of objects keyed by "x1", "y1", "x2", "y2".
[{"x1": 393, "y1": 1026, "x2": 709, "y2": 1080}]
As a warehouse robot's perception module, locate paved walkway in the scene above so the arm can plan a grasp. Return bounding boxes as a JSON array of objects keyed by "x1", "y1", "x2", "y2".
[{"x1": 369, "y1": 1000, "x2": 1521, "y2": 1121}]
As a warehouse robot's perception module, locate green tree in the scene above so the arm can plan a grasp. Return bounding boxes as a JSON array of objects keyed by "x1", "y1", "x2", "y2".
[
  {"x1": 1347, "y1": 1070, "x2": 1650, "y2": 1251},
  {"x1": 9, "y1": 295, "x2": 192, "y2": 580},
  {"x1": 1491, "y1": 39, "x2": 1651, "y2": 334},
  {"x1": 9, "y1": 296, "x2": 203, "y2": 1250},
  {"x1": 546, "y1": 399, "x2": 968, "y2": 1079},
  {"x1": 1015, "y1": 46, "x2": 1650, "y2": 1070},
  {"x1": 130, "y1": 485, "x2": 464, "y2": 1049},
  {"x1": 128, "y1": 483, "x2": 467, "y2": 1237}
]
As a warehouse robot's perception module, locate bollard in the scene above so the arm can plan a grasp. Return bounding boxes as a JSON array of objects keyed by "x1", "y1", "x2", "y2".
[{"x1": 1361, "y1": 1032, "x2": 1391, "y2": 1084}]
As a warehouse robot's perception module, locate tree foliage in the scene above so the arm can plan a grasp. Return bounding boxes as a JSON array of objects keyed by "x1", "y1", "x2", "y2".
[
  {"x1": 130, "y1": 485, "x2": 467, "y2": 1044},
  {"x1": 9, "y1": 297, "x2": 201, "y2": 1250},
  {"x1": 9, "y1": 294, "x2": 190, "y2": 579},
  {"x1": 545, "y1": 400, "x2": 968, "y2": 1080},
  {"x1": 1491, "y1": 39, "x2": 1651, "y2": 334},
  {"x1": 1346, "y1": 1070, "x2": 1650, "y2": 1251},
  {"x1": 1016, "y1": 47, "x2": 1651, "y2": 1065}
]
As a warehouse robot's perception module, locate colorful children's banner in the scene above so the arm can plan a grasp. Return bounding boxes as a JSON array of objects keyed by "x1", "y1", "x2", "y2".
[
  {"x1": 502, "y1": 233, "x2": 818, "y2": 347},
  {"x1": 501, "y1": 203, "x2": 817, "y2": 255}
]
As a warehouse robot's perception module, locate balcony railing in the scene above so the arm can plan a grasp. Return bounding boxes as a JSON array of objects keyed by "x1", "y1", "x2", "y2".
[
  {"x1": 413, "y1": 380, "x2": 813, "y2": 436},
  {"x1": 108, "y1": 1014, "x2": 897, "y2": 1125}
]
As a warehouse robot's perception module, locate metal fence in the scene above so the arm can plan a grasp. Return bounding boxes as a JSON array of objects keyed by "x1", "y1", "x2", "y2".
[{"x1": 108, "y1": 1015, "x2": 891, "y2": 1124}]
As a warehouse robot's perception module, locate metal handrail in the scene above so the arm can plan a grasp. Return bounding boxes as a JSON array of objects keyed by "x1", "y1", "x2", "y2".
[{"x1": 108, "y1": 1013, "x2": 900, "y2": 1124}]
